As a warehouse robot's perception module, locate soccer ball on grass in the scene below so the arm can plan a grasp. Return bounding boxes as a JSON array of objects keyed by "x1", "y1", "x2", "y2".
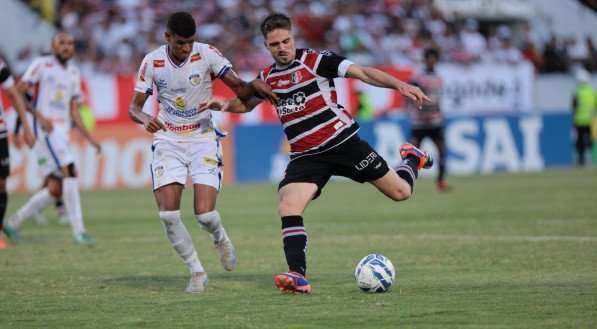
[{"x1": 354, "y1": 254, "x2": 395, "y2": 293}]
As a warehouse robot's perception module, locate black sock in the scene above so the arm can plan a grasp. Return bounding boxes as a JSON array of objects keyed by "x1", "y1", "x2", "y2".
[
  {"x1": 0, "y1": 191, "x2": 7, "y2": 228},
  {"x1": 395, "y1": 156, "x2": 420, "y2": 191},
  {"x1": 281, "y1": 215, "x2": 307, "y2": 276}
]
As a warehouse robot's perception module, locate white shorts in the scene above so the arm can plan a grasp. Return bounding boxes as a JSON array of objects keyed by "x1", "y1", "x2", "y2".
[
  {"x1": 151, "y1": 138, "x2": 224, "y2": 191},
  {"x1": 34, "y1": 129, "x2": 75, "y2": 177}
]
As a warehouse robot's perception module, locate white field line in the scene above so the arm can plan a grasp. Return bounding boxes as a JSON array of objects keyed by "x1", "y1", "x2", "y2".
[{"x1": 401, "y1": 234, "x2": 597, "y2": 242}]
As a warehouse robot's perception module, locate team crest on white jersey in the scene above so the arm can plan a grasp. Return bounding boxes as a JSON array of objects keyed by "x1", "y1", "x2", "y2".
[
  {"x1": 188, "y1": 73, "x2": 202, "y2": 86},
  {"x1": 154, "y1": 165, "x2": 164, "y2": 178}
]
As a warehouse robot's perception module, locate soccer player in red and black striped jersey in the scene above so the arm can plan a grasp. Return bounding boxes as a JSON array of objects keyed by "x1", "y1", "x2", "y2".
[{"x1": 200, "y1": 12, "x2": 433, "y2": 293}]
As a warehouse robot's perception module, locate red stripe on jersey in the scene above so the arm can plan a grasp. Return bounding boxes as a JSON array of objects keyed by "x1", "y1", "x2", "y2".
[
  {"x1": 267, "y1": 68, "x2": 315, "y2": 90},
  {"x1": 302, "y1": 53, "x2": 319, "y2": 71},
  {"x1": 291, "y1": 119, "x2": 345, "y2": 153},
  {"x1": 280, "y1": 94, "x2": 328, "y2": 125},
  {"x1": 330, "y1": 89, "x2": 337, "y2": 104},
  {"x1": 261, "y1": 65, "x2": 274, "y2": 80}
]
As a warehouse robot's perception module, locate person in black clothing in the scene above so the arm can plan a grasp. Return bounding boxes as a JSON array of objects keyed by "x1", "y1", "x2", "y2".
[{"x1": 199, "y1": 12, "x2": 434, "y2": 293}]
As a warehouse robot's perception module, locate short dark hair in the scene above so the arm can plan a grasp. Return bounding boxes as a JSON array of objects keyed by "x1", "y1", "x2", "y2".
[
  {"x1": 424, "y1": 48, "x2": 440, "y2": 60},
  {"x1": 167, "y1": 12, "x2": 196, "y2": 38},
  {"x1": 260, "y1": 12, "x2": 291, "y2": 38}
]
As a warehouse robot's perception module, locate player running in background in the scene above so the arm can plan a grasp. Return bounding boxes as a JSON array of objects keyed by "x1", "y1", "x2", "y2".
[
  {"x1": 408, "y1": 48, "x2": 449, "y2": 191},
  {"x1": 0, "y1": 58, "x2": 35, "y2": 249},
  {"x1": 4, "y1": 31, "x2": 101, "y2": 245},
  {"x1": 128, "y1": 12, "x2": 277, "y2": 293},
  {"x1": 199, "y1": 12, "x2": 433, "y2": 293}
]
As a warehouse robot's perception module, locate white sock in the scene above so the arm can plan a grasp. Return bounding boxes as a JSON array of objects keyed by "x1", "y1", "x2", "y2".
[
  {"x1": 63, "y1": 177, "x2": 86, "y2": 236},
  {"x1": 9, "y1": 188, "x2": 55, "y2": 229},
  {"x1": 159, "y1": 210, "x2": 204, "y2": 273},
  {"x1": 196, "y1": 210, "x2": 224, "y2": 242}
]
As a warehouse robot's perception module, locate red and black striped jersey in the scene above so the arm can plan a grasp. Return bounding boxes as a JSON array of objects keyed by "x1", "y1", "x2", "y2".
[
  {"x1": 0, "y1": 59, "x2": 15, "y2": 133},
  {"x1": 258, "y1": 48, "x2": 359, "y2": 159}
]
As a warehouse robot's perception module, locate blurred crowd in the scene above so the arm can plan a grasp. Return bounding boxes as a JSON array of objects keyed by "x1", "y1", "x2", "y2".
[{"x1": 11, "y1": 0, "x2": 597, "y2": 76}]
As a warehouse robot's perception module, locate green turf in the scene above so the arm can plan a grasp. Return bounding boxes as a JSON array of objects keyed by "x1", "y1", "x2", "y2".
[{"x1": 1, "y1": 168, "x2": 596, "y2": 328}]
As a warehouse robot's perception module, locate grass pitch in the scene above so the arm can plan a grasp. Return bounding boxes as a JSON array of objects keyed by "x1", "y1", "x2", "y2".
[{"x1": 1, "y1": 168, "x2": 596, "y2": 328}]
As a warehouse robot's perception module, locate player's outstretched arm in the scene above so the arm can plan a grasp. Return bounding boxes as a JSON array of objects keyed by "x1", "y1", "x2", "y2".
[
  {"x1": 345, "y1": 64, "x2": 430, "y2": 109},
  {"x1": 128, "y1": 91, "x2": 167, "y2": 133}
]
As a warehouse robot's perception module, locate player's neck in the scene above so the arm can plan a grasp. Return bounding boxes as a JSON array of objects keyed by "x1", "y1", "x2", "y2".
[{"x1": 54, "y1": 55, "x2": 69, "y2": 67}]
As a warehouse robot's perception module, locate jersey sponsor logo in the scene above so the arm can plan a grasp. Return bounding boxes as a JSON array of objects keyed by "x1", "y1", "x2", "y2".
[
  {"x1": 139, "y1": 62, "x2": 148, "y2": 82},
  {"x1": 174, "y1": 97, "x2": 186, "y2": 109},
  {"x1": 354, "y1": 152, "x2": 378, "y2": 171},
  {"x1": 277, "y1": 79, "x2": 291, "y2": 87},
  {"x1": 291, "y1": 71, "x2": 302, "y2": 84},
  {"x1": 165, "y1": 121, "x2": 201, "y2": 134},
  {"x1": 190, "y1": 53, "x2": 201, "y2": 63},
  {"x1": 203, "y1": 157, "x2": 218, "y2": 166},
  {"x1": 277, "y1": 92, "x2": 306, "y2": 116},
  {"x1": 153, "y1": 60, "x2": 165, "y2": 67},
  {"x1": 171, "y1": 87, "x2": 187, "y2": 94},
  {"x1": 334, "y1": 121, "x2": 344, "y2": 130},
  {"x1": 155, "y1": 78, "x2": 167, "y2": 90},
  {"x1": 305, "y1": 49, "x2": 332, "y2": 56},
  {"x1": 163, "y1": 106, "x2": 201, "y2": 118},
  {"x1": 188, "y1": 73, "x2": 202, "y2": 86}
]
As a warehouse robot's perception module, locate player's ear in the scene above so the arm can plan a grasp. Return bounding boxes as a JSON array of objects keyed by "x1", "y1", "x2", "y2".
[{"x1": 164, "y1": 30, "x2": 171, "y2": 42}]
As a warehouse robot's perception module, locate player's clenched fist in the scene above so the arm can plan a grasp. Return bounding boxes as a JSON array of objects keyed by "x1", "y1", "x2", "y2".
[{"x1": 143, "y1": 116, "x2": 167, "y2": 133}]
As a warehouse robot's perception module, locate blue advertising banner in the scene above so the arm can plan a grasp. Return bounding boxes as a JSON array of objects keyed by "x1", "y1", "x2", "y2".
[{"x1": 234, "y1": 112, "x2": 573, "y2": 182}]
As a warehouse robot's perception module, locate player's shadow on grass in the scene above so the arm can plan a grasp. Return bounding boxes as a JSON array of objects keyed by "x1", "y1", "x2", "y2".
[{"x1": 103, "y1": 273, "x2": 274, "y2": 292}]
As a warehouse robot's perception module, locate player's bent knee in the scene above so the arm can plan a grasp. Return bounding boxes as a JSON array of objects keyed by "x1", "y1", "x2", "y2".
[
  {"x1": 389, "y1": 188, "x2": 411, "y2": 202},
  {"x1": 159, "y1": 210, "x2": 181, "y2": 225}
]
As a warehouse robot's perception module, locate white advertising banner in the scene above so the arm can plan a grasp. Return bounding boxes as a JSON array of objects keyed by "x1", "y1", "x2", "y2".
[{"x1": 437, "y1": 62, "x2": 535, "y2": 114}]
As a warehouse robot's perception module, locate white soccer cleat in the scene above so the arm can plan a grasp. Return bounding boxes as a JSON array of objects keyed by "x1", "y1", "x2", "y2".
[
  {"x1": 214, "y1": 230, "x2": 237, "y2": 271},
  {"x1": 186, "y1": 271, "x2": 208, "y2": 293}
]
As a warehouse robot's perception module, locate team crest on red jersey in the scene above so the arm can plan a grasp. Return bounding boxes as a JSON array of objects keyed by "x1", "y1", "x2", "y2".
[
  {"x1": 190, "y1": 53, "x2": 201, "y2": 63},
  {"x1": 291, "y1": 71, "x2": 302, "y2": 84},
  {"x1": 153, "y1": 60, "x2": 165, "y2": 67}
]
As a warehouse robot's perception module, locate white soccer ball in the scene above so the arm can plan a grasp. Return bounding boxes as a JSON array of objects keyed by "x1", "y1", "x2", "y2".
[{"x1": 354, "y1": 254, "x2": 395, "y2": 293}]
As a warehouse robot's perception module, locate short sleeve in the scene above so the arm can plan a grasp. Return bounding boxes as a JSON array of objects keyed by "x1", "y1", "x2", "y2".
[
  {"x1": 134, "y1": 54, "x2": 154, "y2": 95},
  {"x1": 205, "y1": 45, "x2": 232, "y2": 79},
  {"x1": 21, "y1": 57, "x2": 44, "y2": 85},
  {"x1": 0, "y1": 63, "x2": 15, "y2": 89},
  {"x1": 71, "y1": 69, "x2": 83, "y2": 102},
  {"x1": 313, "y1": 50, "x2": 352, "y2": 79}
]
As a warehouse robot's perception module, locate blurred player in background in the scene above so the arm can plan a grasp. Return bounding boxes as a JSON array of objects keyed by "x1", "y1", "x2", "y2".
[
  {"x1": 128, "y1": 12, "x2": 277, "y2": 293},
  {"x1": 408, "y1": 48, "x2": 449, "y2": 191},
  {"x1": 4, "y1": 31, "x2": 101, "y2": 245},
  {"x1": 571, "y1": 68, "x2": 596, "y2": 166},
  {"x1": 0, "y1": 58, "x2": 35, "y2": 249},
  {"x1": 199, "y1": 12, "x2": 432, "y2": 294}
]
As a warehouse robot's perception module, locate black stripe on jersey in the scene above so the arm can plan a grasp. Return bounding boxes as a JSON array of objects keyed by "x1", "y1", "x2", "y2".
[
  {"x1": 270, "y1": 61, "x2": 302, "y2": 74},
  {"x1": 274, "y1": 80, "x2": 320, "y2": 100},
  {"x1": 0, "y1": 66, "x2": 11, "y2": 84},
  {"x1": 284, "y1": 108, "x2": 337, "y2": 141}
]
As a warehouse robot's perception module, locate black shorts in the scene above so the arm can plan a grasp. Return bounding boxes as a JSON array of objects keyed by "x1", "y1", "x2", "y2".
[
  {"x1": 279, "y1": 135, "x2": 390, "y2": 199},
  {"x1": 411, "y1": 126, "x2": 444, "y2": 143},
  {"x1": 0, "y1": 136, "x2": 9, "y2": 178}
]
